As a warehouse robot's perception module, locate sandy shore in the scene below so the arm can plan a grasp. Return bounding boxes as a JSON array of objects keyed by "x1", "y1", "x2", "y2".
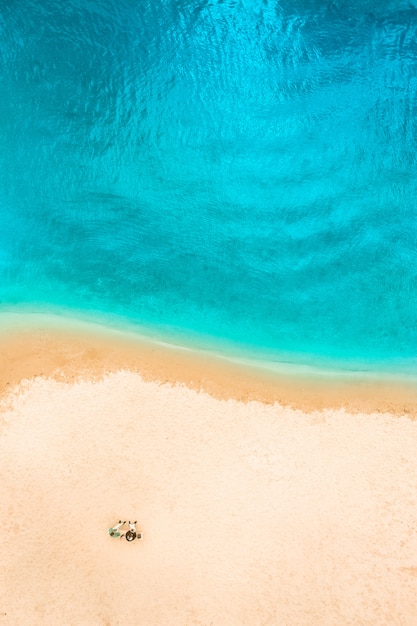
[
  {"x1": 1, "y1": 314, "x2": 417, "y2": 625},
  {"x1": 2, "y1": 312, "x2": 417, "y2": 414}
]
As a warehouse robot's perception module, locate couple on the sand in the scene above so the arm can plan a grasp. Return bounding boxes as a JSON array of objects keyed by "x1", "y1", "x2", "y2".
[{"x1": 109, "y1": 520, "x2": 142, "y2": 542}]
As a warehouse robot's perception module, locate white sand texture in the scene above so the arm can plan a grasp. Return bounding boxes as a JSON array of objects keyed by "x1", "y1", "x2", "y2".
[{"x1": 1, "y1": 368, "x2": 417, "y2": 625}]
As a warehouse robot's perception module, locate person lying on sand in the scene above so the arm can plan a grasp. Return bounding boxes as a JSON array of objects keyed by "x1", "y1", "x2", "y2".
[
  {"x1": 108, "y1": 520, "x2": 126, "y2": 538},
  {"x1": 125, "y1": 520, "x2": 142, "y2": 542}
]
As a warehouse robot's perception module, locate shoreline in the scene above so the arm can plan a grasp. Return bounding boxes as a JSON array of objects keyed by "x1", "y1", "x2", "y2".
[{"x1": 1, "y1": 311, "x2": 417, "y2": 415}]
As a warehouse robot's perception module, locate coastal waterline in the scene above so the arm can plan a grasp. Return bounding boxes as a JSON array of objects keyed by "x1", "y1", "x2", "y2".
[{"x1": 1, "y1": 0, "x2": 417, "y2": 372}]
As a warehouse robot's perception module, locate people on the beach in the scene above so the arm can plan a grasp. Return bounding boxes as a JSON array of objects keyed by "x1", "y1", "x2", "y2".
[
  {"x1": 108, "y1": 520, "x2": 142, "y2": 541},
  {"x1": 108, "y1": 520, "x2": 126, "y2": 538}
]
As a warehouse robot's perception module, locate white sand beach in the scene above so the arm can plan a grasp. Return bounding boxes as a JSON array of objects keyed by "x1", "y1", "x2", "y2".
[{"x1": 1, "y1": 314, "x2": 417, "y2": 625}]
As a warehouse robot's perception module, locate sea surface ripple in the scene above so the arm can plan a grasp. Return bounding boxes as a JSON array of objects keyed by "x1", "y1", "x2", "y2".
[{"x1": 1, "y1": 0, "x2": 417, "y2": 373}]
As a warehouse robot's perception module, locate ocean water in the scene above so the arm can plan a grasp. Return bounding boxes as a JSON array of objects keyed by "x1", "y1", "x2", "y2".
[{"x1": 1, "y1": 0, "x2": 417, "y2": 373}]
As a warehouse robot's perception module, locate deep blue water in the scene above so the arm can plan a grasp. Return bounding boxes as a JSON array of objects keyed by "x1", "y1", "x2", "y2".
[{"x1": 1, "y1": 0, "x2": 417, "y2": 372}]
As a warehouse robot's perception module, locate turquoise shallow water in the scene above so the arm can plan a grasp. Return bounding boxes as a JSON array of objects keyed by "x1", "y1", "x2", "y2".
[{"x1": 1, "y1": 0, "x2": 417, "y2": 373}]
